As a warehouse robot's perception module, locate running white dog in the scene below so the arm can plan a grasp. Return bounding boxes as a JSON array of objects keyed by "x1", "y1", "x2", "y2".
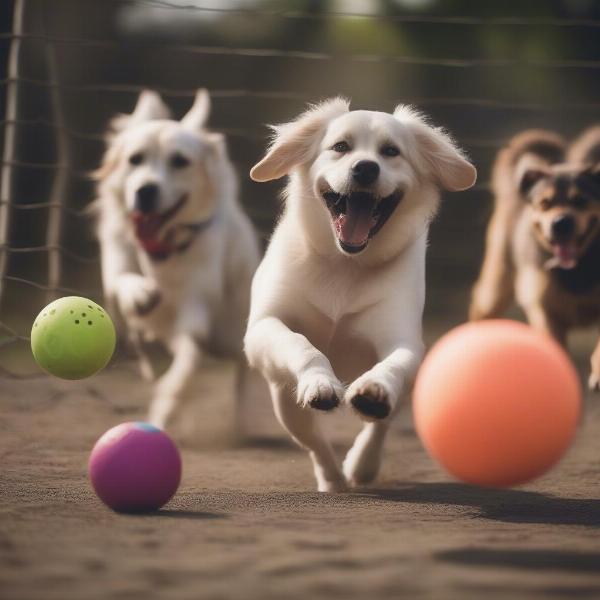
[
  {"x1": 245, "y1": 99, "x2": 476, "y2": 491},
  {"x1": 95, "y1": 89, "x2": 260, "y2": 431}
]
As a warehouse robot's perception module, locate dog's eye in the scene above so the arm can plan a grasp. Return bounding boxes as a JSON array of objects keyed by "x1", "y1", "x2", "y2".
[
  {"x1": 170, "y1": 153, "x2": 190, "y2": 169},
  {"x1": 331, "y1": 141, "x2": 350, "y2": 153},
  {"x1": 381, "y1": 144, "x2": 400, "y2": 158},
  {"x1": 128, "y1": 152, "x2": 144, "y2": 166},
  {"x1": 540, "y1": 198, "x2": 553, "y2": 210}
]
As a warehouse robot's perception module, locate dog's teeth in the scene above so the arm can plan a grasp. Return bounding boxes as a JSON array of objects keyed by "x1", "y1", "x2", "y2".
[{"x1": 334, "y1": 196, "x2": 347, "y2": 215}]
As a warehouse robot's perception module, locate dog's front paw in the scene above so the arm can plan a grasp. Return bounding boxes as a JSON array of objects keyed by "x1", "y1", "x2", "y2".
[
  {"x1": 346, "y1": 380, "x2": 392, "y2": 421},
  {"x1": 297, "y1": 372, "x2": 343, "y2": 412},
  {"x1": 589, "y1": 372, "x2": 600, "y2": 393},
  {"x1": 116, "y1": 274, "x2": 161, "y2": 317}
]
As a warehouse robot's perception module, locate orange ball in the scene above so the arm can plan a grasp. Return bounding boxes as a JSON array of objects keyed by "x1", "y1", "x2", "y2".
[{"x1": 413, "y1": 320, "x2": 581, "y2": 487}]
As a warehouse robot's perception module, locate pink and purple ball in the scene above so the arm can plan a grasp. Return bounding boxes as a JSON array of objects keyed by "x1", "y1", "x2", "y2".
[{"x1": 89, "y1": 422, "x2": 181, "y2": 513}]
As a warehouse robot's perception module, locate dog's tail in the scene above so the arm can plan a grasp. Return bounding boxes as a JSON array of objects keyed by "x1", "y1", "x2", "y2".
[
  {"x1": 567, "y1": 125, "x2": 600, "y2": 166},
  {"x1": 469, "y1": 130, "x2": 566, "y2": 322}
]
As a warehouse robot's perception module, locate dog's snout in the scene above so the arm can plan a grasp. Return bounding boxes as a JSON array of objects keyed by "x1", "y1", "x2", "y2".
[
  {"x1": 551, "y1": 214, "x2": 575, "y2": 240},
  {"x1": 135, "y1": 183, "x2": 159, "y2": 213},
  {"x1": 351, "y1": 160, "x2": 380, "y2": 186}
]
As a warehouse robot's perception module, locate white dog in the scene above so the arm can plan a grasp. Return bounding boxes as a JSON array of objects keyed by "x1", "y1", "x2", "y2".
[
  {"x1": 245, "y1": 99, "x2": 476, "y2": 491},
  {"x1": 95, "y1": 89, "x2": 260, "y2": 431}
]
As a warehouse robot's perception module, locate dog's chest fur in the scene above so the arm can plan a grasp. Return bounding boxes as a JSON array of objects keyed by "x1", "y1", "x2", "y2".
[
  {"x1": 299, "y1": 255, "x2": 389, "y2": 322},
  {"x1": 551, "y1": 238, "x2": 600, "y2": 295},
  {"x1": 545, "y1": 238, "x2": 600, "y2": 325},
  {"x1": 286, "y1": 304, "x2": 379, "y2": 383},
  {"x1": 282, "y1": 255, "x2": 400, "y2": 379},
  {"x1": 140, "y1": 229, "x2": 224, "y2": 294},
  {"x1": 132, "y1": 229, "x2": 227, "y2": 339}
]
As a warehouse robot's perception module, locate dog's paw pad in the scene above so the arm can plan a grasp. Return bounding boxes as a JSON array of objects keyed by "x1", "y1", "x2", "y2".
[
  {"x1": 349, "y1": 383, "x2": 391, "y2": 420},
  {"x1": 135, "y1": 289, "x2": 162, "y2": 316},
  {"x1": 308, "y1": 393, "x2": 340, "y2": 411},
  {"x1": 297, "y1": 374, "x2": 342, "y2": 412},
  {"x1": 117, "y1": 275, "x2": 161, "y2": 317}
]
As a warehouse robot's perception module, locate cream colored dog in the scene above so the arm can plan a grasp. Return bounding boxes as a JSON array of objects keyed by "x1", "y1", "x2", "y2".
[
  {"x1": 245, "y1": 99, "x2": 476, "y2": 491},
  {"x1": 95, "y1": 89, "x2": 260, "y2": 432}
]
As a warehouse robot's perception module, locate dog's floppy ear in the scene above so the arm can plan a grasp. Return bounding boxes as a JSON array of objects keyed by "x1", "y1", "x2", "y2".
[
  {"x1": 110, "y1": 90, "x2": 170, "y2": 134},
  {"x1": 576, "y1": 163, "x2": 600, "y2": 198},
  {"x1": 250, "y1": 97, "x2": 350, "y2": 182},
  {"x1": 181, "y1": 89, "x2": 211, "y2": 131},
  {"x1": 92, "y1": 136, "x2": 127, "y2": 181},
  {"x1": 518, "y1": 168, "x2": 551, "y2": 196},
  {"x1": 394, "y1": 105, "x2": 477, "y2": 191},
  {"x1": 567, "y1": 125, "x2": 600, "y2": 165}
]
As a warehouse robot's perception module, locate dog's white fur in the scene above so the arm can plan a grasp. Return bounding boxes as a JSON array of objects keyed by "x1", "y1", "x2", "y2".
[
  {"x1": 245, "y1": 99, "x2": 476, "y2": 491},
  {"x1": 95, "y1": 89, "x2": 260, "y2": 431}
]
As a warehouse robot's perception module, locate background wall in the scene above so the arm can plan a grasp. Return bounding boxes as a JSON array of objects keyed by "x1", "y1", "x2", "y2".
[{"x1": 1, "y1": 0, "x2": 599, "y2": 368}]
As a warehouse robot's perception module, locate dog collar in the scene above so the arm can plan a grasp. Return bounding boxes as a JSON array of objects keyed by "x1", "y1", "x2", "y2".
[{"x1": 142, "y1": 217, "x2": 215, "y2": 262}]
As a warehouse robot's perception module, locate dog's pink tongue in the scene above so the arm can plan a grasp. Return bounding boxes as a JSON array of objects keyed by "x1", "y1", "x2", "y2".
[
  {"x1": 552, "y1": 243, "x2": 577, "y2": 269},
  {"x1": 132, "y1": 212, "x2": 162, "y2": 242},
  {"x1": 337, "y1": 210, "x2": 375, "y2": 246},
  {"x1": 336, "y1": 195, "x2": 377, "y2": 247}
]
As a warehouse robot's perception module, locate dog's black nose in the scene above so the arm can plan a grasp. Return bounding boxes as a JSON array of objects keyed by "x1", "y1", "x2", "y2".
[
  {"x1": 352, "y1": 160, "x2": 380, "y2": 186},
  {"x1": 135, "y1": 184, "x2": 159, "y2": 213},
  {"x1": 551, "y1": 214, "x2": 575, "y2": 240}
]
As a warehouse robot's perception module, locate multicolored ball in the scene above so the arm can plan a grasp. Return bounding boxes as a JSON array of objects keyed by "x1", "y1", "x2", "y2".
[{"x1": 88, "y1": 422, "x2": 182, "y2": 513}]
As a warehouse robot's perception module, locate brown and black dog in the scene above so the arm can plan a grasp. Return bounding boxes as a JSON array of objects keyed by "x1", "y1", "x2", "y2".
[{"x1": 470, "y1": 126, "x2": 600, "y2": 391}]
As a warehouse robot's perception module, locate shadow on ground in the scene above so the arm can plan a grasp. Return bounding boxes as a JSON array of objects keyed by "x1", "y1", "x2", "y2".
[
  {"x1": 366, "y1": 482, "x2": 600, "y2": 527},
  {"x1": 436, "y1": 547, "x2": 600, "y2": 573}
]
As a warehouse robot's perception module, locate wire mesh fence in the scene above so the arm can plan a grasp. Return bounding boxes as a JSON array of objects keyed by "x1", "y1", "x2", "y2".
[{"x1": 1, "y1": 0, "x2": 599, "y2": 375}]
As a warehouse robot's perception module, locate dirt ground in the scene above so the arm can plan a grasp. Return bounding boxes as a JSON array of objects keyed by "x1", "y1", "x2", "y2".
[{"x1": 1, "y1": 337, "x2": 600, "y2": 600}]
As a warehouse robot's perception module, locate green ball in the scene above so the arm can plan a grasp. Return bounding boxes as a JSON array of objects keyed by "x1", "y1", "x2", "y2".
[{"x1": 31, "y1": 296, "x2": 116, "y2": 380}]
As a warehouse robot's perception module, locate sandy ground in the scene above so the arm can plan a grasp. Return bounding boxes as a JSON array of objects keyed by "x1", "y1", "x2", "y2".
[{"x1": 1, "y1": 344, "x2": 600, "y2": 600}]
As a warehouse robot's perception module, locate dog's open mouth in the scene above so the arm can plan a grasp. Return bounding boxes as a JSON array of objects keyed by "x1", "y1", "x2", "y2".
[
  {"x1": 546, "y1": 216, "x2": 598, "y2": 270},
  {"x1": 322, "y1": 189, "x2": 403, "y2": 254},
  {"x1": 548, "y1": 242, "x2": 578, "y2": 270},
  {"x1": 131, "y1": 194, "x2": 187, "y2": 251}
]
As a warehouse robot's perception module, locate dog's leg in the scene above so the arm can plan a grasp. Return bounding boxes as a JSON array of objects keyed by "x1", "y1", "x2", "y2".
[
  {"x1": 270, "y1": 383, "x2": 346, "y2": 492},
  {"x1": 523, "y1": 305, "x2": 567, "y2": 346},
  {"x1": 345, "y1": 345, "x2": 422, "y2": 421},
  {"x1": 470, "y1": 209, "x2": 515, "y2": 320},
  {"x1": 589, "y1": 336, "x2": 600, "y2": 392},
  {"x1": 515, "y1": 267, "x2": 566, "y2": 344},
  {"x1": 245, "y1": 317, "x2": 345, "y2": 491},
  {"x1": 129, "y1": 330, "x2": 155, "y2": 382},
  {"x1": 148, "y1": 333, "x2": 201, "y2": 429},
  {"x1": 245, "y1": 317, "x2": 344, "y2": 411},
  {"x1": 343, "y1": 421, "x2": 391, "y2": 487},
  {"x1": 98, "y1": 230, "x2": 159, "y2": 381},
  {"x1": 98, "y1": 224, "x2": 162, "y2": 317},
  {"x1": 115, "y1": 273, "x2": 162, "y2": 317},
  {"x1": 343, "y1": 343, "x2": 422, "y2": 487}
]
